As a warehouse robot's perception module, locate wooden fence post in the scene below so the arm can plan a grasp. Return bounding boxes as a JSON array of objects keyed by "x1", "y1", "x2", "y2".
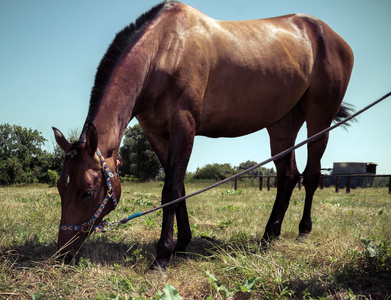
[
  {"x1": 319, "y1": 176, "x2": 324, "y2": 189},
  {"x1": 335, "y1": 176, "x2": 339, "y2": 193},
  {"x1": 346, "y1": 176, "x2": 351, "y2": 193},
  {"x1": 233, "y1": 174, "x2": 390, "y2": 193}
]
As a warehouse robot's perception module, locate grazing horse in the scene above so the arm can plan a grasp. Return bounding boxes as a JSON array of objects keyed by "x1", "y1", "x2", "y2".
[{"x1": 53, "y1": 1, "x2": 353, "y2": 269}]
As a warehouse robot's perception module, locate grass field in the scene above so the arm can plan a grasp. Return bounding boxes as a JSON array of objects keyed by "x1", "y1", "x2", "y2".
[{"x1": 0, "y1": 182, "x2": 390, "y2": 299}]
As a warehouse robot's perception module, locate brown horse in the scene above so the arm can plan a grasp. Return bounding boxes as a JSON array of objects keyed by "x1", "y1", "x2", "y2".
[{"x1": 53, "y1": 1, "x2": 353, "y2": 269}]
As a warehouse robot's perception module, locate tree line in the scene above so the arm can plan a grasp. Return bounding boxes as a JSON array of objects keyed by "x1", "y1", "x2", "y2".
[
  {"x1": 0, "y1": 123, "x2": 274, "y2": 186},
  {"x1": 0, "y1": 124, "x2": 60, "y2": 185}
]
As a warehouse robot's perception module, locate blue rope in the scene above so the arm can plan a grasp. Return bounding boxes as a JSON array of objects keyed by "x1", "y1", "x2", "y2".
[{"x1": 120, "y1": 212, "x2": 143, "y2": 224}]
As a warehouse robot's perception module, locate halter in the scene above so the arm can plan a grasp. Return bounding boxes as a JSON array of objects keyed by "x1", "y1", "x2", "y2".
[{"x1": 59, "y1": 148, "x2": 118, "y2": 233}]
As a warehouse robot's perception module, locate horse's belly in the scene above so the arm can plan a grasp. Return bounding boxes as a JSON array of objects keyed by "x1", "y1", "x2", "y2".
[
  {"x1": 197, "y1": 116, "x2": 268, "y2": 138},
  {"x1": 195, "y1": 55, "x2": 309, "y2": 137},
  {"x1": 197, "y1": 72, "x2": 306, "y2": 138},
  {"x1": 197, "y1": 95, "x2": 296, "y2": 138}
]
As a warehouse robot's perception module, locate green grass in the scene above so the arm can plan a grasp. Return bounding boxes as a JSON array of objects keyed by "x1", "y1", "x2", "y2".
[{"x1": 0, "y1": 182, "x2": 390, "y2": 299}]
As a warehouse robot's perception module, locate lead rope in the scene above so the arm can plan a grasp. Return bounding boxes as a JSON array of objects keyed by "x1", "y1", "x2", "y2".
[{"x1": 102, "y1": 92, "x2": 391, "y2": 232}]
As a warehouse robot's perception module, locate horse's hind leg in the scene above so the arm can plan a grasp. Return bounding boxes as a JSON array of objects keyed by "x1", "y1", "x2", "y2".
[
  {"x1": 263, "y1": 104, "x2": 305, "y2": 243},
  {"x1": 298, "y1": 80, "x2": 349, "y2": 238},
  {"x1": 298, "y1": 133, "x2": 327, "y2": 238},
  {"x1": 298, "y1": 99, "x2": 339, "y2": 238}
]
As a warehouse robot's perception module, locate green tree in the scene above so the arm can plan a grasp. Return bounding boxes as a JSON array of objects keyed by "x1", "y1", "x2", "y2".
[
  {"x1": 193, "y1": 163, "x2": 234, "y2": 181},
  {"x1": 0, "y1": 157, "x2": 23, "y2": 185},
  {"x1": 119, "y1": 124, "x2": 162, "y2": 181},
  {"x1": 236, "y1": 160, "x2": 275, "y2": 176},
  {"x1": 0, "y1": 123, "x2": 52, "y2": 185}
]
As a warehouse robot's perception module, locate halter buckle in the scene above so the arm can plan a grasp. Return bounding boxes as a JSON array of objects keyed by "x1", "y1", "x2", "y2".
[{"x1": 81, "y1": 222, "x2": 92, "y2": 233}]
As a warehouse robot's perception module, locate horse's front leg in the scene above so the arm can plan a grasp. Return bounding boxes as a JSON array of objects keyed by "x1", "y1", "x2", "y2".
[
  {"x1": 150, "y1": 111, "x2": 196, "y2": 271},
  {"x1": 262, "y1": 151, "x2": 300, "y2": 245},
  {"x1": 173, "y1": 186, "x2": 192, "y2": 254}
]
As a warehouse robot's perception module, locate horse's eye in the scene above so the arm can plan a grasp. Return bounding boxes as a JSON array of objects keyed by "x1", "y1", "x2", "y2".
[{"x1": 83, "y1": 190, "x2": 94, "y2": 199}]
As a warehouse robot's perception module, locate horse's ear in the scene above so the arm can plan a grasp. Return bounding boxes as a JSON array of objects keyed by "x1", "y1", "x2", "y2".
[
  {"x1": 52, "y1": 127, "x2": 70, "y2": 152},
  {"x1": 85, "y1": 123, "x2": 98, "y2": 157}
]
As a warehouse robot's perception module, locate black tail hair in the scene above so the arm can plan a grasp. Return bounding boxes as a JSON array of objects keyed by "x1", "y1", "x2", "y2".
[{"x1": 334, "y1": 102, "x2": 356, "y2": 128}]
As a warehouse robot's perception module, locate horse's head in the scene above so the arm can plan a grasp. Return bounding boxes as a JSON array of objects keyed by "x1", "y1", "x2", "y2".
[{"x1": 52, "y1": 124, "x2": 121, "y2": 263}]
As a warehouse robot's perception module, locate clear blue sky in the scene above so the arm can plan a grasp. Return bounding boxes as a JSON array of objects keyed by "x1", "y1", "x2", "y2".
[{"x1": 1, "y1": 0, "x2": 390, "y2": 174}]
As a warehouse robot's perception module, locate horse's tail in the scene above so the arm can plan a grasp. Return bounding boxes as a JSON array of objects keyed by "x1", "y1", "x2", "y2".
[{"x1": 334, "y1": 102, "x2": 356, "y2": 128}]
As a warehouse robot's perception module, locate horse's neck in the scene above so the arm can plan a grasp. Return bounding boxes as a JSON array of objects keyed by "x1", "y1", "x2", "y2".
[
  {"x1": 82, "y1": 48, "x2": 154, "y2": 159},
  {"x1": 81, "y1": 12, "x2": 174, "y2": 158}
]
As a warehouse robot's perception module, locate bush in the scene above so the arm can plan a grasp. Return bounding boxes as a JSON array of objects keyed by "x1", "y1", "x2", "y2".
[
  {"x1": 120, "y1": 174, "x2": 139, "y2": 183},
  {"x1": 193, "y1": 164, "x2": 230, "y2": 181},
  {"x1": 20, "y1": 170, "x2": 38, "y2": 184},
  {"x1": 47, "y1": 170, "x2": 59, "y2": 187}
]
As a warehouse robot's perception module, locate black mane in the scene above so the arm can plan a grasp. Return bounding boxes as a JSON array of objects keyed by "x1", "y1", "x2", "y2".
[{"x1": 84, "y1": 1, "x2": 178, "y2": 135}]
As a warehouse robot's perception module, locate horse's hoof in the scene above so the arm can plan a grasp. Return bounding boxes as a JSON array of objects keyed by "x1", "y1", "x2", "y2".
[
  {"x1": 296, "y1": 233, "x2": 309, "y2": 243},
  {"x1": 260, "y1": 239, "x2": 272, "y2": 252},
  {"x1": 149, "y1": 260, "x2": 167, "y2": 273},
  {"x1": 173, "y1": 245, "x2": 188, "y2": 257}
]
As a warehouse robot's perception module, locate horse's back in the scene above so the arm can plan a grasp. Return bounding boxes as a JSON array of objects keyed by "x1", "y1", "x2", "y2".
[{"x1": 143, "y1": 3, "x2": 353, "y2": 138}]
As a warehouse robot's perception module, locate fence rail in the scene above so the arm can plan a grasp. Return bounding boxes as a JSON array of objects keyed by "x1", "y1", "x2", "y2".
[{"x1": 234, "y1": 174, "x2": 391, "y2": 194}]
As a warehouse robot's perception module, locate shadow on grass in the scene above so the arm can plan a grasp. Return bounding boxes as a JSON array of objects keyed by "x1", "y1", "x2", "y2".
[
  {"x1": 0, "y1": 233, "x2": 226, "y2": 269},
  {"x1": 0, "y1": 236, "x2": 56, "y2": 268},
  {"x1": 83, "y1": 235, "x2": 230, "y2": 266},
  {"x1": 81, "y1": 234, "x2": 256, "y2": 267},
  {"x1": 288, "y1": 259, "x2": 391, "y2": 299},
  {"x1": 185, "y1": 235, "x2": 261, "y2": 259},
  {"x1": 333, "y1": 260, "x2": 391, "y2": 298}
]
